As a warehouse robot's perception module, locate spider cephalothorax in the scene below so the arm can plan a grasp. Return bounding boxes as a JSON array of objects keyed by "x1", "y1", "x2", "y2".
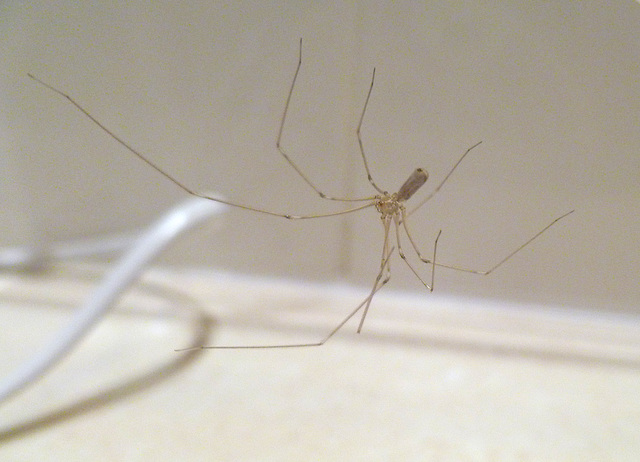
[
  {"x1": 375, "y1": 192, "x2": 403, "y2": 218},
  {"x1": 375, "y1": 167, "x2": 429, "y2": 218}
]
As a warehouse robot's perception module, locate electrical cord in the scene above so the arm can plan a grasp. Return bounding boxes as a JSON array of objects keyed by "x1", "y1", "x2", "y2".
[{"x1": 0, "y1": 195, "x2": 227, "y2": 404}]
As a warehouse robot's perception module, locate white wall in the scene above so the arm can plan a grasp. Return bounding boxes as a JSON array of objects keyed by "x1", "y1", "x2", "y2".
[{"x1": 1, "y1": 1, "x2": 638, "y2": 314}]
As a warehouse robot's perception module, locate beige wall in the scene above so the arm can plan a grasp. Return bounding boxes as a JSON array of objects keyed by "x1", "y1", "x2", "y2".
[{"x1": 1, "y1": 1, "x2": 638, "y2": 314}]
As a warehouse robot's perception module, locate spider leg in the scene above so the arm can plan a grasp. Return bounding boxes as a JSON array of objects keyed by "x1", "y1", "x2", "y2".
[
  {"x1": 395, "y1": 212, "x2": 442, "y2": 291},
  {"x1": 406, "y1": 141, "x2": 482, "y2": 218},
  {"x1": 276, "y1": 39, "x2": 376, "y2": 202},
  {"x1": 357, "y1": 215, "x2": 393, "y2": 333},
  {"x1": 175, "y1": 248, "x2": 393, "y2": 350},
  {"x1": 356, "y1": 68, "x2": 386, "y2": 195},
  {"x1": 27, "y1": 72, "x2": 376, "y2": 220},
  {"x1": 434, "y1": 210, "x2": 575, "y2": 274}
]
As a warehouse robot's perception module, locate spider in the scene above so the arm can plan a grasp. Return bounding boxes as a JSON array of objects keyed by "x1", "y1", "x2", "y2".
[{"x1": 29, "y1": 39, "x2": 573, "y2": 349}]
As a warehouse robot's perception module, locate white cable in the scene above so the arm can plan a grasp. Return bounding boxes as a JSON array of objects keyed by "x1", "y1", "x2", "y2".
[{"x1": 0, "y1": 195, "x2": 227, "y2": 404}]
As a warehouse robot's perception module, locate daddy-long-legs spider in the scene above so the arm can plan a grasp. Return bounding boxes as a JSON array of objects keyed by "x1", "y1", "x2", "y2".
[{"x1": 28, "y1": 39, "x2": 574, "y2": 349}]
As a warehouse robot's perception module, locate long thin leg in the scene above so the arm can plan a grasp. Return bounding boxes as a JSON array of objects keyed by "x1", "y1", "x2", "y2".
[
  {"x1": 434, "y1": 209, "x2": 575, "y2": 274},
  {"x1": 401, "y1": 208, "x2": 438, "y2": 271},
  {"x1": 28, "y1": 73, "x2": 376, "y2": 220},
  {"x1": 357, "y1": 215, "x2": 393, "y2": 332},
  {"x1": 175, "y1": 249, "x2": 394, "y2": 350},
  {"x1": 406, "y1": 141, "x2": 483, "y2": 218},
  {"x1": 276, "y1": 39, "x2": 376, "y2": 202},
  {"x1": 395, "y1": 213, "x2": 441, "y2": 291},
  {"x1": 356, "y1": 68, "x2": 386, "y2": 194}
]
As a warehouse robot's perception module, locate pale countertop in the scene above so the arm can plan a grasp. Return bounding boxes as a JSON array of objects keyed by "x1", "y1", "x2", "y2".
[{"x1": 1, "y1": 262, "x2": 639, "y2": 461}]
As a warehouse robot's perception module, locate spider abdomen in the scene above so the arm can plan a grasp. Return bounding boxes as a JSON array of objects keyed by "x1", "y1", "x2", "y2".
[{"x1": 397, "y1": 168, "x2": 428, "y2": 202}]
